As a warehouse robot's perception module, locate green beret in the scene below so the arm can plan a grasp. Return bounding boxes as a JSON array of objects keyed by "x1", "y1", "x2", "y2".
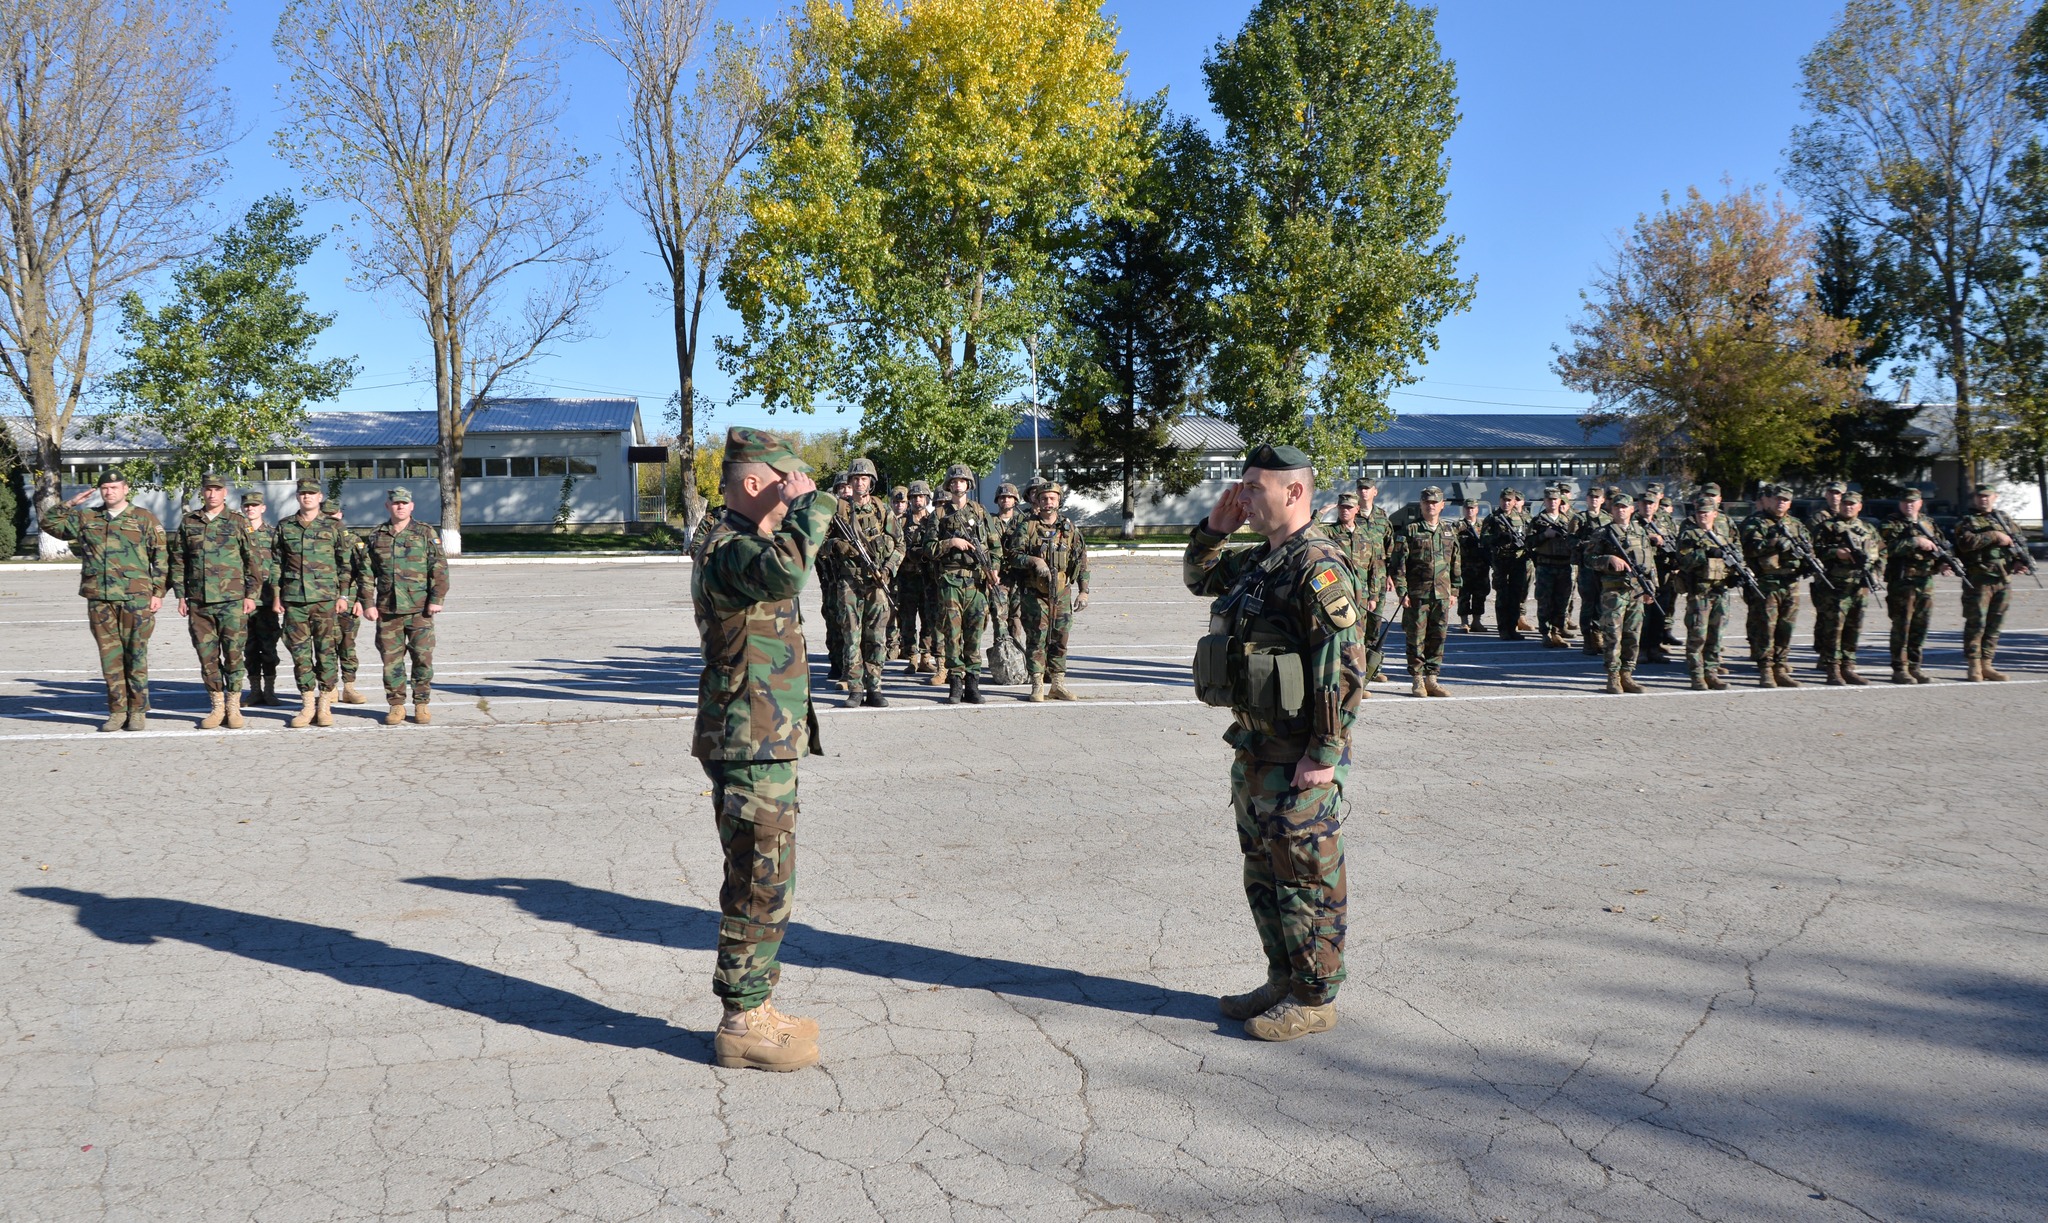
[
  {"x1": 1244, "y1": 443, "x2": 1311, "y2": 472},
  {"x1": 96, "y1": 469, "x2": 127, "y2": 486},
  {"x1": 386, "y1": 486, "x2": 412, "y2": 503},
  {"x1": 1418, "y1": 485, "x2": 1444, "y2": 503},
  {"x1": 1336, "y1": 491, "x2": 1359, "y2": 507},
  {"x1": 242, "y1": 491, "x2": 266, "y2": 507},
  {"x1": 722, "y1": 426, "x2": 809, "y2": 474},
  {"x1": 295, "y1": 477, "x2": 322, "y2": 494},
  {"x1": 200, "y1": 472, "x2": 229, "y2": 490}
]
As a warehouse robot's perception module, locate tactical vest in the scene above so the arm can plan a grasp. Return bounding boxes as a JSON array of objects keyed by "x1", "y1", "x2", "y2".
[
  {"x1": 1529, "y1": 512, "x2": 1575, "y2": 563},
  {"x1": 1193, "y1": 537, "x2": 1320, "y2": 726}
]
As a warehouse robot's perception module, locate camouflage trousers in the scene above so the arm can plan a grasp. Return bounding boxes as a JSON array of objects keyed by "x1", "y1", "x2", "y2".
[
  {"x1": 892, "y1": 572, "x2": 934, "y2": 657},
  {"x1": 936, "y1": 580, "x2": 988, "y2": 675},
  {"x1": 1534, "y1": 563, "x2": 1572, "y2": 633},
  {"x1": 1577, "y1": 564, "x2": 1603, "y2": 641},
  {"x1": 1599, "y1": 586, "x2": 1644, "y2": 676},
  {"x1": 704, "y1": 759, "x2": 799, "y2": 1011},
  {"x1": 1456, "y1": 563, "x2": 1489, "y2": 621},
  {"x1": 282, "y1": 601, "x2": 341, "y2": 693},
  {"x1": 1360, "y1": 576, "x2": 1389, "y2": 679},
  {"x1": 1683, "y1": 585, "x2": 1730, "y2": 677},
  {"x1": 1018, "y1": 586, "x2": 1073, "y2": 677},
  {"x1": 186, "y1": 599, "x2": 249, "y2": 692},
  {"x1": 86, "y1": 599, "x2": 155, "y2": 712},
  {"x1": 1491, "y1": 560, "x2": 1528, "y2": 630},
  {"x1": 1886, "y1": 578, "x2": 1936, "y2": 663},
  {"x1": 1812, "y1": 585, "x2": 1870, "y2": 664},
  {"x1": 1230, "y1": 750, "x2": 1348, "y2": 1005},
  {"x1": 247, "y1": 605, "x2": 282, "y2": 672},
  {"x1": 1961, "y1": 580, "x2": 2010, "y2": 661},
  {"x1": 830, "y1": 578, "x2": 892, "y2": 687},
  {"x1": 820, "y1": 570, "x2": 844, "y2": 670},
  {"x1": 376, "y1": 611, "x2": 436, "y2": 703},
  {"x1": 1744, "y1": 582, "x2": 1801, "y2": 669},
  {"x1": 337, "y1": 610, "x2": 362, "y2": 681},
  {"x1": 1402, "y1": 594, "x2": 1450, "y2": 676},
  {"x1": 989, "y1": 583, "x2": 1024, "y2": 646}
]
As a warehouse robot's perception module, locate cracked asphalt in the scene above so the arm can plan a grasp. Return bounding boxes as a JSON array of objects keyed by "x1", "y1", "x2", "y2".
[{"x1": 2, "y1": 555, "x2": 2044, "y2": 1221}]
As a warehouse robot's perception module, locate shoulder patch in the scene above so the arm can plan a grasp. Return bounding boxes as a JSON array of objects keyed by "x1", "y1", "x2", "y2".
[{"x1": 1306, "y1": 561, "x2": 1358, "y2": 632}]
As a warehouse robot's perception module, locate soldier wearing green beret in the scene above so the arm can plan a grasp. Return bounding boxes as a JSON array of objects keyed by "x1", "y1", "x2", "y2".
[
  {"x1": 362, "y1": 487, "x2": 449, "y2": 725},
  {"x1": 42, "y1": 471, "x2": 168, "y2": 731},
  {"x1": 1185, "y1": 443, "x2": 1364, "y2": 1042},
  {"x1": 692, "y1": 427, "x2": 830, "y2": 1071},
  {"x1": 1953, "y1": 484, "x2": 2033, "y2": 681},
  {"x1": 1738, "y1": 484, "x2": 1817, "y2": 687},
  {"x1": 324, "y1": 497, "x2": 372, "y2": 706},
  {"x1": 1391, "y1": 485, "x2": 1461, "y2": 696},
  {"x1": 168, "y1": 473, "x2": 260, "y2": 729},
  {"x1": 241, "y1": 492, "x2": 283, "y2": 706},
  {"x1": 272, "y1": 476, "x2": 359, "y2": 727}
]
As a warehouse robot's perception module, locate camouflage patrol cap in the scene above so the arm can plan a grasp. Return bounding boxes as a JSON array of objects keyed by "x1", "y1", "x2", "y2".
[
  {"x1": 1900, "y1": 487, "x2": 1923, "y2": 501},
  {"x1": 1418, "y1": 485, "x2": 1444, "y2": 503},
  {"x1": 847, "y1": 456, "x2": 879, "y2": 479},
  {"x1": 1337, "y1": 491, "x2": 1359, "y2": 507},
  {"x1": 1644, "y1": 481, "x2": 1664, "y2": 495},
  {"x1": 1842, "y1": 491, "x2": 1864, "y2": 505},
  {"x1": 1355, "y1": 475, "x2": 1377, "y2": 491},
  {"x1": 321, "y1": 497, "x2": 340, "y2": 513},
  {"x1": 1973, "y1": 483, "x2": 1997, "y2": 495},
  {"x1": 1698, "y1": 482, "x2": 1722, "y2": 499},
  {"x1": 295, "y1": 477, "x2": 322, "y2": 494},
  {"x1": 1605, "y1": 484, "x2": 1629, "y2": 500},
  {"x1": 1824, "y1": 480, "x2": 1848, "y2": 494},
  {"x1": 907, "y1": 480, "x2": 932, "y2": 498},
  {"x1": 722, "y1": 426, "x2": 809, "y2": 474},
  {"x1": 1499, "y1": 486, "x2": 1520, "y2": 501},
  {"x1": 201, "y1": 472, "x2": 229, "y2": 489},
  {"x1": 242, "y1": 491, "x2": 266, "y2": 507},
  {"x1": 387, "y1": 487, "x2": 413, "y2": 503},
  {"x1": 995, "y1": 482, "x2": 1020, "y2": 499},
  {"x1": 1245, "y1": 443, "x2": 1311, "y2": 471},
  {"x1": 1757, "y1": 482, "x2": 1791, "y2": 498},
  {"x1": 943, "y1": 462, "x2": 975, "y2": 483}
]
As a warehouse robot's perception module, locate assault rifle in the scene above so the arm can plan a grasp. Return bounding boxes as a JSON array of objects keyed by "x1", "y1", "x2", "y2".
[
  {"x1": 830, "y1": 503, "x2": 889, "y2": 587},
  {"x1": 1600, "y1": 522, "x2": 1666, "y2": 612},
  {"x1": 1906, "y1": 518, "x2": 1971, "y2": 591},
  {"x1": 1992, "y1": 511, "x2": 2044, "y2": 588},
  {"x1": 1779, "y1": 521, "x2": 1835, "y2": 591},
  {"x1": 1699, "y1": 523, "x2": 1765, "y2": 601}
]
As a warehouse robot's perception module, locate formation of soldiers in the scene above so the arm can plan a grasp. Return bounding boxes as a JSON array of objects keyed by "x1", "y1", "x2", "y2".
[
  {"x1": 1321, "y1": 475, "x2": 2036, "y2": 695},
  {"x1": 44, "y1": 472, "x2": 449, "y2": 731}
]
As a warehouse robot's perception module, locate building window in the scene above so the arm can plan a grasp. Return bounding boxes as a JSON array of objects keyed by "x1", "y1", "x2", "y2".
[
  {"x1": 567, "y1": 457, "x2": 596, "y2": 475},
  {"x1": 484, "y1": 457, "x2": 509, "y2": 477},
  {"x1": 262, "y1": 460, "x2": 294, "y2": 480},
  {"x1": 460, "y1": 458, "x2": 483, "y2": 478},
  {"x1": 404, "y1": 458, "x2": 433, "y2": 479},
  {"x1": 508, "y1": 456, "x2": 537, "y2": 477},
  {"x1": 538, "y1": 455, "x2": 567, "y2": 476}
]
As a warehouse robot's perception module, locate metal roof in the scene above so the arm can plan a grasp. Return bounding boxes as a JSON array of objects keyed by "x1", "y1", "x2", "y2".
[
  {"x1": 3, "y1": 397, "x2": 640, "y2": 456},
  {"x1": 1011, "y1": 409, "x2": 1621, "y2": 452}
]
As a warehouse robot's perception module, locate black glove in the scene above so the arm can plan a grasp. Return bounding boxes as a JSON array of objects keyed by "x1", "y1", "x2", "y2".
[{"x1": 1704, "y1": 546, "x2": 1722, "y2": 559}]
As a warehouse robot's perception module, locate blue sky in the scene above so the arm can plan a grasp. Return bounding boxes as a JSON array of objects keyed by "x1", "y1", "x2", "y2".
[{"x1": 216, "y1": 0, "x2": 1855, "y2": 432}]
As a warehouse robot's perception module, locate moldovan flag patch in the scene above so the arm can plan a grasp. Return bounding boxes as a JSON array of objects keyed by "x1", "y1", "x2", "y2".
[{"x1": 1310, "y1": 568, "x2": 1340, "y2": 595}]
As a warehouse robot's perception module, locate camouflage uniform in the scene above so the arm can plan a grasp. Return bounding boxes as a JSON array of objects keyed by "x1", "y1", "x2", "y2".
[
  {"x1": 1453, "y1": 513, "x2": 1490, "y2": 628},
  {"x1": 40, "y1": 496, "x2": 168, "y2": 723},
  {"x1": 365, "y1": 508, "x2": 450, "y2": 707},
  {"x1": 1586, "y1": 513, "x2": 1657, "y2": 685},
  {"x1": 925, "y1": 482, "x2": 999, "y2": 689},
  {"x1": 1481, "y1": 497, "x2": 1531, "y2": 637},
  {"x1": 1528, "y1": 505, "x2": 1577, "y2": 642},
  {"x1": 1007, "y1": 501, "x2": 1089, "y2": 684},
  {"x1": 335, "y1": 519, "x2": 371, "y2": 688},
  {"x1": 273, "y1": 487, "x2": 356, "y2": 696},
  {"x1": 1880, "y1": 501, "x2": 1947, "y2": 680},
  {"x1": 243, "y1": 496, "x2": 282, "y2": 703},
  {"x1": 1676, "y1": 512, "x2": 1736, "y2": 685},
  {"x1": 1805, "y1": 487, "x2": 1843, "y2": 654},
  {"x1": 894, "y1": 493, "x2": 939, "y2": 667},
  {"x1": 1390, "y1": 492, "x2": 1461, "y2": 687},
  {"x1": 1811, "y1": 504, "x2": 1884, "y2": 679},
  {"x1": 1572, "y1": 497, "x2": 1612, "y2": 652},
  {"x1": 690, "y1": 429, "x2": 833, "y2": 1024},
  {"x1": 1184, "y1": 452, "x2": 1365, "y2": 1026},
  {"x1": 1954, "y1": 502, "x2": 2031, "y2": 678},
  {"x1": 1738, "y1": 492, "x2": 1815, "y2": 684},
  {"x1": 989, "y1": 483, "x2": 1025, "y2": 646},
  {"x1": 167, "y1": 497, "x2": 260, "y2": 696},
  {"x1": 1641, "y1": 493, "x2": 1682, "y2": 654},
  {"x1": 823, "y1": 489, "x2": 898, "y2": 696},
  {"x1": 1351, "y1": 490, "x2": 1394, "y2": 680}
]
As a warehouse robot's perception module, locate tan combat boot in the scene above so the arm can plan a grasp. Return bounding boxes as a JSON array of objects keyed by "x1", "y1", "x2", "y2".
[
  {"x1": 1981, "y1": 650, "x2": 2009, "y2": 681},
  {"x1": 1423, "y1": 675, "x2": 1450, "y2": 698},
  {"x1": 412, "y1": 703, "x2": 431, "y2": 724},
  {"x1": 1047, "y1": 676, "x2": 1075, "y2": 700},
  {"x1": 1244, "y1": 997, "x2": 1337, "y2": 1042},
  {"x1": 1028, "y1": 677, "x2": 1046, "y2": 702},
  {"x1": 1410, "y1": 676, "x2": 1428, "y2": 697},
  {"x1": 313, "y1": 689, "x2": 334, "y2": 727},
  {"x1": 1841, "y1": 661, "x2": 1869, "y2": 686},
  {"x1": 1704, "y1": 672, "x2": 1727, "y2": 691},
  {"x1": 223, "y1": 691, "x2": 245, "y2": 729},
  {"x1": 1515, "y1": 616, "x2": 1534, "y2": 633},
  {"x1": 1824, "y1": 663, "x2": 1845, "y2": 686},
  {"x1": 289, "y1": 691, "x2": 317, "y2": 728},
  {"x1": 1604, "y1": 674, "x2": 1623, "y2": 694},
  {"x1": 1891, "y1": 655, "x2": 1910, "y2": 684},
  {"x1": 1964, "y1": 658, "x2": 1983, "y2": 681},
  {"x1": 1619, "y1": 674, "x2": 1645, "y2": 694},
  {"x1": 341, "y1": 682, "x2": 366, "y2": 704},
  {"x1": 713, "y1": 1004, "x2": 820, "y2": 1071},
  {"x1": 124, "y1": 707, "x2": 148, "y2": 731},
  {"x1": 1757, "y1": 667, "x2": 1777, "y2": 688},
  {"x1": 1218, "y1": 976, "x2": 1289, "y2": 1021},
  {"x1": 99, "y1": 700, "x2": 126, "y2": 734},
  {"x1": 1908, "y1": 661, "x2": 1932, "y2": 684},
  {"x1": 198, "y1": 690, "x2": 226, "y2": 730},
  {"x1": 1774, "y1": 666, "x2": 1802, "y2": 688},
  {"x1": 384, "y1": 703, "x2": 407, "y2": 726},
  {"x1": 928, "y1": 663, "x2": 948, "y2": 686},
  {"x1": 1689, "y1": 675, "x2": 1709, "y2": 691}
]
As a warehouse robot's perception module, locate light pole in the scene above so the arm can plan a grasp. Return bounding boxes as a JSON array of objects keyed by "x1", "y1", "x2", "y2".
[{"x1": 1027, "y1": 334, "x2": 1041, "y2": 477}]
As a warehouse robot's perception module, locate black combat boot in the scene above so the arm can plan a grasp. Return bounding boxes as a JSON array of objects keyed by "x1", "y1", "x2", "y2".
[
  {"x1": 946, "y1": 674, "x2": 963, "y2": 704},
  {"x1": 963, "y1": 672, "x2": 984, "y2": 704}
]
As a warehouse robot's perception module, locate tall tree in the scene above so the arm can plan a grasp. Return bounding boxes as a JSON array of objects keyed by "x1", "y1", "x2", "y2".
[
  {"x1": 0, "y1": 0, "x2": 232, "y2": 556},
  {"x1": 1554, "y1": 185, "x2": 1865, "y2": 491},
  {"x1": 1201, "y1": 0, "x2": 1473, "y2": 462},
  {"x1": 1792, "y1": 209, "x2": 1929, "y2": 491},
  {"x1": 275, "y1": 0, "x2": 606, "y2": 554},
  {"x1": 718, "y1": 0, "x2": 1143, "y2": 485},
  {"x1": 586, "y1": 2, "x2": 779, "y2": 536},
  {"x1": 1789, "y1": 0, "x2": 2036, "y2": 490},
  {"x1": 97, "y1": 195, "x2": 359, "y2": 495},
  {"x1": 1050, "y1": 103, "x2": 1214, "y2": 538}
]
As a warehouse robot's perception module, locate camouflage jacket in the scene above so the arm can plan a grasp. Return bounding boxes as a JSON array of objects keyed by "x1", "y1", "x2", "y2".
[
  {"x1": 1528, "y1": 510, "x2": 1576, "y2": 563},
  {"x1": 365, "y1": 519, "x2": 450, "y2": 614},
  {"x1": 1586, "y1": 519, "x2": 1657, "y2": 590},
  {"x1": 989, "y1": 509, "x2": 1022, "y2": 574},
  {"x1": 1006, "y1": 513, "x2": 1089, "y2": 598},
  {"x1": 1881, "y1": 513, "x2": 1951, "y2": 583},
  {"x1": 168, "y1": 509, "x2": 260, "y2": 604},
  {"x1": 1676, "y1": 517, "x2": 1736, "y2": 590},
  {"x1": 1571, "y1": 507, "x2": 1612, "y2": 564},
  {"x1": 895, "y1": 511, "x2": 937, "y2": 578},
  {"x1": 1813, "y1": 516, "x2": 1883, "y2": 587},
  {"x1": 1453, "y1": 517, "x2": 1488, "y2": 574},
  {"x1": 1953, "y1": 510, "x2": 2033, "y2": 582},
  {"x1": 823, "y1": 497, "x2": 898, "y2": 586},
  {"x1": 1353, "y1": 506, "x2": 1392, "y2": 589},
  {"x1": 272, "y1": 513, "x2": 356, "y2": 605},
  {"x1": 1738, "y1": 512, "x2": 1815, "y2": 584},
  {"x1": 1184, "y1": 521, "x2": 1365, "y2": 767},
  {"x1": 1392, "y1": 519, "x2": 1462, "y2": 601},
  {"x1": 691, "y1": 493, "x2": 834, "y2": 762},
  {"x1": 1481, "y1": 508, "x2": 1530, "y2": 564},
  {"x1": 247, "y1": 525, "x2": 279, "y2": 603},
  {"x1": 925, "y1": 499, "x2": 999, "y2": 588},
  {"x1": 41, "y1": 503, "x2": 168, "y2": 607}
]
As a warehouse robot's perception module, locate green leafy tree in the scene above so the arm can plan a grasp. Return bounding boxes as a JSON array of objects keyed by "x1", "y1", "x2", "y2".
[
  {"x1": 718, "y1": 0, "x2": 1144, "y2": 485},
  {"x1": 98, "y1": 194, "x2": 357, "y2": 493},
  {"x1": 1050, "y1": 103, "x2": 1213, "y2": 537},
  {"x1": 0, "y1": 421, "x2": 21, "y2": 556},
  {"x1": 1201, "y1": 0, "x2": 1473, "y2": 462}
]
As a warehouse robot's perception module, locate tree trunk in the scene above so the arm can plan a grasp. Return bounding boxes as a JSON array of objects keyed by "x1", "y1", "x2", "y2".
[
  {"x1": 432, "y1": 294, "x2": 465, "y2": 557},
  {"x1": 676, "y1": 260, "x2": 706, "y2": 536},
  {"x1": 1950, "y1": 306, "x2": 1976, "y2": 496},
  {"x1": 33, "y1": 432, "x2": 69, "y2": 559},
  {"x1": 1120, "y1": 388, "x2": 1137, "y2": 539}
]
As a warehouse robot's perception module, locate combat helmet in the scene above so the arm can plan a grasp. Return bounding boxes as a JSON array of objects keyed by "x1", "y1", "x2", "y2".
[
  {"x1": 942, "y1": 462, "x2": 975, "y2": 485},
  {"x1": 995, "y1": 481, "x2": 1020, "y2": 500},
  {"x1": 907, "y1": 479, "x2": 932, "y2": 498},
  {"x1": 848, "y1": 456, "x2": 879, "y2": 479}
]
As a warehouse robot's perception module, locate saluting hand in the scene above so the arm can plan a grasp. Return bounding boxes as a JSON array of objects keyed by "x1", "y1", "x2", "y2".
[
  {"x1": 780, "y1": 471, "x2": 817, "y2": 504},
  {"x1": 66, "y1": 489, "x2": 94, "y2": 507},
  {"x1": 1207, "y1": 482, "x2": 1251, "y2": 535}
]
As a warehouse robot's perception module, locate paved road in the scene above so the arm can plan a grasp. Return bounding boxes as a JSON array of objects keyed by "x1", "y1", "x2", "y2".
[{"x1": 2, "y1": 556, "x2": 2043, "y2": 1221}]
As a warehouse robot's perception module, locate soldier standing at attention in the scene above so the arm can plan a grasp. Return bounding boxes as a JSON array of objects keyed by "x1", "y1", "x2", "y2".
[
  {"x1": 1482, "y1": 487, "x2": 1532, "y2": 639},
  {"x1": 1636, "y1": 484, "x2": 1682, "y2": 662},
  {"x1": 1008, "y1": 478, "x2": 1090, "y2": 702},
  {"x1": 361, "y1": 488, "x2": 449, "y2": 725},
  {"x1": 1529, "y1": 486, "x2": 1576, "y2": 648},
  {"x1": 1954, "y1": 484, "x2": 2032, "y2": 681},
  {"x1": 43, "y1": 472, "x2": 168, "y2": 731},
  {"x1": 1586, "y1": 487, "x2": 1656, "y2": 694},
  {"x1": 1675, "y1": 486, "x2": 1733, "y2": 690},
  {"x1": 926, "y1": 463, "x2": 1000, "y2": 704},
  {"x1": 692, "y1": 427, "x2": 830, "y2": 1072},
  {"x1": 272, "y1": 477, "x2": 355, "y2": 727},
  {"x1": 1353, "y1": 477, "x2": 1393, "y2": 681},
  {"x1": 1184, "y1": 444, "x2": 1364, "y2": 1042},
  {"x1": 1453, "y1": 500, "x2": 1489, "y2": 633},
  {"x1": 324, "y1": 498, "x2": 371, "y2": 705},
  {"x1": 823, "y1": 457, "x2": 897, "y2": 708},
  {"x1": 1880, "y1": 488, "x2": 1948, "y2": 684},
  {"x1": 242, "y1": 492, "x2": 282, "y2": 707},
  {"x1": 168, "y1": 473, "x2": 260, "y2": 730},
  {"x1": 1738, "y1": 483, "x2": 1816, "y2": 688},
  {"x1": 1573, "y1": 485, "x2": 1610, "y2": 655},
  {"x1": 820, "y1": 472, "x2": 848, "y2": 682},
  {"x1": 1806, "y1": 480, "x2": 1845, "y2": 658},
  {"x1": 989, "y1": 481, "x2": 1025, "y2": 648},
  {"x1": 894, "y1": 481, "x2": 938, "y2": 676},
  {"x1": 1324, "y1": 491, "x2": 1364, "y2": 558},
  {"x1": 1391, "y1": 485, "x2": 1460, "y2": 697},
  {"x1": 1812, "y1": 492, "x2": 1883, "y2": 685}
]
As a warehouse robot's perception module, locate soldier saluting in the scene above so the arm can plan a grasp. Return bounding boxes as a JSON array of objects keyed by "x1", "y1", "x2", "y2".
[
  {"x1": 1185, "y1": 443, "x2": 1365, "y2": 1042},
  {"x1": 42, "y1": 471, "x2": 168, "y2": 731}
]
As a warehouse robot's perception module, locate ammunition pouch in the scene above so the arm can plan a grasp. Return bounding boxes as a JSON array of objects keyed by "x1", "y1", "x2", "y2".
[{"x1": 1193, "y1": 630, "x2": 1306, "y2": 719}]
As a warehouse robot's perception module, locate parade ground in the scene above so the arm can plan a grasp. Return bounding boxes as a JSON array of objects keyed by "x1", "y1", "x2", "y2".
[{"x1": 2, "y1": 554, "x2": 2044, "y2": 1222}]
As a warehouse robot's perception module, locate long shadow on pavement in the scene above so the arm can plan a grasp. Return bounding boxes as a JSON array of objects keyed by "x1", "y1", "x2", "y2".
[
  {"x1": 405, "y1": 875, "x2": 1225, "y2": 1027},
  {"x1": 16, "y1": 886, "x2": 701, "y2": 1057}
]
